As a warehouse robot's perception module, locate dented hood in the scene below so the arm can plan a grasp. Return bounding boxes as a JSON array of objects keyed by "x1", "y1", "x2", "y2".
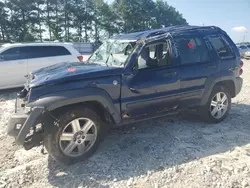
[{"x1": 29, "y1": 62, "x2": 123, "y2": 88}]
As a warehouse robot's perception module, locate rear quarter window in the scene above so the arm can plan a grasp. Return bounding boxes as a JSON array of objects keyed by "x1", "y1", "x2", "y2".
[{"x1": 209, "y1": 37, "x2": 234, "y2": 58}]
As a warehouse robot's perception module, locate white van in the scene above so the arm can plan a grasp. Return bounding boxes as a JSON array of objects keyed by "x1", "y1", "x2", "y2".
[{"x1": 0, "y1": 42, "x2": 83, "y2": 89}]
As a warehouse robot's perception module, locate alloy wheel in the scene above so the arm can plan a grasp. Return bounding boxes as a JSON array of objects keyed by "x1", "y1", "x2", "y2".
[
  {"x1": 59, "y1": 118, "x2": 97, "y2": 157},
  {"x1": 210, "y1": 92, "x2": 229, "y2": 119}
]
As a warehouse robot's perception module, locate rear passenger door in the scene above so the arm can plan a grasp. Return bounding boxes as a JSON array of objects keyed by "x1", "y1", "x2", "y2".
[
  {"x1": 173, "y1": 32, "x2": 219, "y2": 108},
  {"x1": 26, "y1": 46, "x2": 72, "y2": 73}
]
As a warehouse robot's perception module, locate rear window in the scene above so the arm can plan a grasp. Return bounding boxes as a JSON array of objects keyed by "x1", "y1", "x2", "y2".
[
  {"x1": 209, "y1": 37, "x2": 234, "y2": 58},
  {"x1": 23, "y1": 46, "x2": 71, "y2": 59}
]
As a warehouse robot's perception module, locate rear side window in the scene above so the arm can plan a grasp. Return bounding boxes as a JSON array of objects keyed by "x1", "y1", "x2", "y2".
[
  {"x1": 209, "y1": 37, "x2": 233, "y2": 58},
  {"x1": 175, "y1": 36, "x2": 210, "y2": 64},
  {"x1": 23, "y1": 46, "x2": 71, "y2": 59}
]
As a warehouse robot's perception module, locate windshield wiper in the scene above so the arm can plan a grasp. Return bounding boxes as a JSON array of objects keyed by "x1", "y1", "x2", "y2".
[{"x1": 105, "y1": 53, "x2": 113, "y2": 67}]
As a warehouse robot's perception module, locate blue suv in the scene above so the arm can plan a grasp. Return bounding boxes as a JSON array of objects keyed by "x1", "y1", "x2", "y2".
[{"x1": 7, "y1": 25, "x2": 243, "y2": 165}]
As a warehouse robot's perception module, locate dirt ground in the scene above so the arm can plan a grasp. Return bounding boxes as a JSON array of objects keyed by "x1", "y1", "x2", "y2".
[{"x1": 0, "y1": 60, "x2": 249, "y2": 188}]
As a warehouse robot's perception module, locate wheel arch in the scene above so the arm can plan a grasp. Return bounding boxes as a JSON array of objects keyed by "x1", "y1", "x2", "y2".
[
  {"x1": 28, "y1": 88, "x2": 121, "y2": 125},
  {"x1": 201, "y1": 74, "x2": 236, "y2": 105}
]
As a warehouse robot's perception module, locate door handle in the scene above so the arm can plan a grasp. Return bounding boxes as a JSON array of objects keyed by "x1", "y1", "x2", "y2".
[
  {"x1": 129, "y1": 87, "x2": 140, "y2": 94},
  {"x1": 163, "y1": 72, "x2": 176, "y2": 77},
  {"x1": 206, "y1": 65, "x2": 217, "y2": 69}
]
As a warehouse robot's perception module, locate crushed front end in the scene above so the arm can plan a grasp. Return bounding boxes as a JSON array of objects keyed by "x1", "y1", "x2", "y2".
[{"x1": 7, "y1": 74, "x2": 48, "y2": 150}]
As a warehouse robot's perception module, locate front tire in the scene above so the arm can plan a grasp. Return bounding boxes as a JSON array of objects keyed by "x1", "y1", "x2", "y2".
[
  {"x1": 201, "y1": 85, "x2": 231, "y2": 123},
  {"x1": 44, "y1": 106, "x2": 106, "y2": 165}
]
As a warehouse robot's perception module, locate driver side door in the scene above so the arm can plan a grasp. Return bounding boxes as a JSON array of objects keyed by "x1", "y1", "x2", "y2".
[
  {"x1": 0, "y1": 47, "x2": 27, "y2": 89},
  {"x1": 121, "y1": 38, "x2": 181, "y2": 122}
]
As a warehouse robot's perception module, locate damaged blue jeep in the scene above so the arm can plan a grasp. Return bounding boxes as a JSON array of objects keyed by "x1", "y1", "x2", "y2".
[{"x1": 7, "y1": 25, "x2": 243, "y2": 165}]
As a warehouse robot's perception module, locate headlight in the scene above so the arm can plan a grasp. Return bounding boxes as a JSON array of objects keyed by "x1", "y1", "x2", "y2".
[{"x1": 24, "y1": 106, "x2": 32, "y2": 113}]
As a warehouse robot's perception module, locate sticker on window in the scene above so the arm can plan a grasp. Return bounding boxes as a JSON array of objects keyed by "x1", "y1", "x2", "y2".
[{"x1": 188, "y1": 42, "x2": 194, "y2": 49}]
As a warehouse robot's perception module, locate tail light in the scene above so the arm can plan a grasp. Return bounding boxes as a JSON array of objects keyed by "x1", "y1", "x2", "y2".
[
  {"x1": 239, "y1": 60, "x2": 243, "y2": 76},
  {"x1": 77, "y1": 56, "x2": 83, "y2": 62},
  {"x1": 240, "y1": 60, "x2": 244, "y2": 67}
]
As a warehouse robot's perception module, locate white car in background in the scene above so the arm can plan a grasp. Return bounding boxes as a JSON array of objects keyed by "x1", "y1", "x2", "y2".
[
  {"x1": 0, "y1": 42, "x2": 83, "y2": 90},
  {"x1": 245, "y1": 44, "x2": 250, "y2": 59},
  {"x1": 237, "y1": 45, "x2": 248, "y2": 58}
]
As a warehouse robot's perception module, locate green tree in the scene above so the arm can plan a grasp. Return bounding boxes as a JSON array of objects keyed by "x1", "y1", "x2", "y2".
[
  {"x1": 1, "y1": 0, "x2": 188, "y2": 43},
  {"x1": 112, "y1": 0, "x2": 187, "y2": 33},
  {"x1": 70, "y1": 0, "x2": 93, "y2": 42},
  {"x1": 45, "y1": 0, "x2": 64, "y2": 41},
  {"x1": 6, "y1": 0, "x2": 37, "y2": 42},
  {"x1": 92, "y1": 0, "x2": 119, "y2": 39},
  {"x1": 153, "y1": 0, "x2": 187, "y2": 28},
  {"x1": 0, "y1": 1, "x2": 9, "y2": 42},
  {"x1": 31, "y1": 0, "x2": 45, "y2": 41}
]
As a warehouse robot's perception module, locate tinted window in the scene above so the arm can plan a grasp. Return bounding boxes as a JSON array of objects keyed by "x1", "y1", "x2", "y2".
[
  {"x1": 239, "y1": 45, "x2": 247, "y2": 49},
  {"x1": 22, "y1": 46, "x2": 71, "y2": 59},
  {"x1": 0, "y1": 47, "x2": 24, "y2": 61},
  {"x1": 137, "y1": 40, "x2": 172, "y2": 70},
  {"x1": 209, "y1": 37, "x2": 233, "y2": 58},
  {"x1": 175, "y1": 36, "x2": 210, "y2": 64},
  {"x1": 247, "y1": 45, "x2": 250, "y2": 48}
]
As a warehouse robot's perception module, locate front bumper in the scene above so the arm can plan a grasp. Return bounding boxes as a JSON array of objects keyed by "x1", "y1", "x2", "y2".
[
  {"x1": 7, "y1": 97, "x2": 44, "y2": 145},
  {"x1": 235, "y1": 77, "x2": 243, "y2": 96}
]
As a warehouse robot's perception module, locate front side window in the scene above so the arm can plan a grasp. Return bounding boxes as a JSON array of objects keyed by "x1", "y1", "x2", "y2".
[
  {"x1": 174, "y1": 36, "x2": 210, "y2": 64},
  {"x1": 209, "y1": 37, "x2": 233, "y2": 58},
  {"x1": 0, "y1": 47, "x2": 21, "y2": 61},
  {"x1": 137, "y1": 40, "x2": 172, "y2": 70}
]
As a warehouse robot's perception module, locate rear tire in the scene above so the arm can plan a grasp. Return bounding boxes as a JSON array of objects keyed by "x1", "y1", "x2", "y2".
[
  {"x1": 200, "y1": 85, "x2": 231, "y2": 123},
  {"x1": 44, "y1": 106, "x2": 107, "y2": 165}
]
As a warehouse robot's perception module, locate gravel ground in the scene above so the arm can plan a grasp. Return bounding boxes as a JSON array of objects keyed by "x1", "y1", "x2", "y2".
[{"x1": 0, "y1": 60, "x2": 250, "y2": 188}]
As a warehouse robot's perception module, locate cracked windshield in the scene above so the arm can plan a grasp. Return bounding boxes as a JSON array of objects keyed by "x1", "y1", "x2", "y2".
[{"x1": 88, "y1": 40, "x2": 136, "y2": 67}]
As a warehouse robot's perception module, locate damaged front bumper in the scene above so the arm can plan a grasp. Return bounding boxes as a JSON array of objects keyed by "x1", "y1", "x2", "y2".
[{"x1": 7, "y1": 96, "x2": 44, "y2": 147}]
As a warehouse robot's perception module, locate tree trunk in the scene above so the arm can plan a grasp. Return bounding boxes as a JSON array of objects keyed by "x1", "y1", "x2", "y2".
[
  {"x1": 64, "y1": 11, "x2": 67, "y2": 41},
  {"x1": 78, "y1": 24, "x2": 82, "y2": 42},
  {"x1": 38, "y1": 3, "x2": 42, "y2": 41},
  {"x1": 21, "y1": 11, "x2": 26, "y2": 42},
  {"x1": 46, "y1": 0, "x2": 51, "y2": 40},
  {"x1": 84, "y1": 21, "x2": 88, "y2": 42},
  {"x1": 0, "y1": 25, "x2": 5, "y2": 41},
  {"x1": 94, "y1": 21, "x2": 99, "y2": 42},
  {"x1": 55, "y1": 2, "x2": 58, "y2": 39},
  {"x1": 64, "y1": 1, "x2": 68, "y2": 41}
]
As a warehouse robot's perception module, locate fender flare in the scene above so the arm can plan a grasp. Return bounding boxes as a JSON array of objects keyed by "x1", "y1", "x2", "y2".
[
  {"x1": 28, "y1": 88, "x2": 121, "y2": 124},
  {"x1": 200, "y1": 72, "x2": 236, "y2": 105}
]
